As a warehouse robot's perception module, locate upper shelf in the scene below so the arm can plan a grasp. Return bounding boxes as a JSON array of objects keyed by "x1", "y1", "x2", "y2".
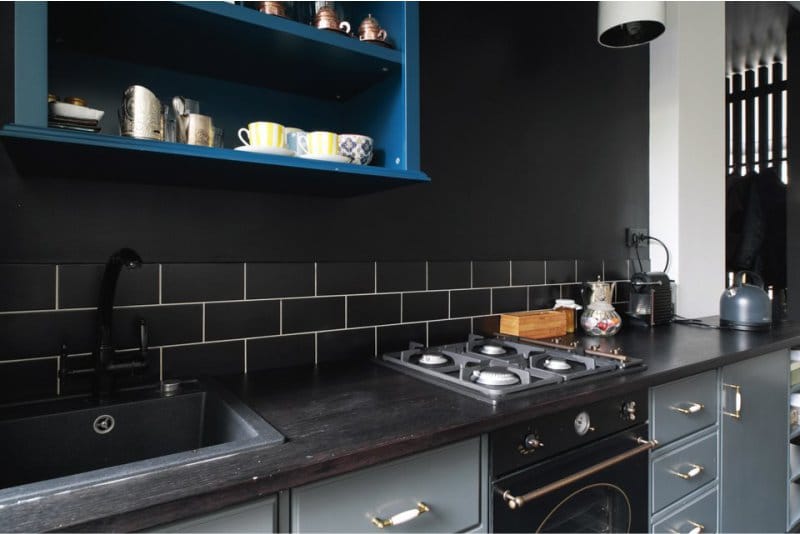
[
  {"x1": 0, "y1": 125, "x2": 429, "y2": 196},
  {"x1": 48, "y1": 2, "x2": 404, "y2": 101}
]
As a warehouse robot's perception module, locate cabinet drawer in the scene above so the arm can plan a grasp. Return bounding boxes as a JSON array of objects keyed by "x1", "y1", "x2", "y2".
[
  {"x1": 652, "y1": 431, "x2": 717, "y2": 513},
  {"x1": 651, "y1": 371, "x2": 718, "y2": 445},
  {"x1": 652, "y1": 486, "x2": 717, "y2": 533},
  {"x1": 153, "y1": 495, "x2": 276, "y2": 533},
  {"x1": 291, "y1": 438, "x2": 481, "y2": 533}
]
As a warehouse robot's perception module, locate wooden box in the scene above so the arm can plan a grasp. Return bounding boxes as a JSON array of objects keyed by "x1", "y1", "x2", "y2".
[{"x1": 499, "y1": 310, "x2": 567, "y2": 339}]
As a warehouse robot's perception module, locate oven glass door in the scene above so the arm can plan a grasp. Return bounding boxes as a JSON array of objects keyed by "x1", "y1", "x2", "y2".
[{"x1": 492, "y1": 423, "x2": 649, "y2": 533}]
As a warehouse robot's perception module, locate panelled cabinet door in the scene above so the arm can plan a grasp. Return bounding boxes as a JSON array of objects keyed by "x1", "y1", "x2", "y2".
[
  {"x1": 720, "y1": 350, "x2": 788, "y2": 532},
  {"x1": 151, "y1": 495, "x2": 277, "y2": 533}
]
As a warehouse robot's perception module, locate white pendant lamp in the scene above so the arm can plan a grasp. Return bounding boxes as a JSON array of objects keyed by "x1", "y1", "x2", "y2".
[{"x1": 598, "y1": 1, "x2": 666, "y2": 48}]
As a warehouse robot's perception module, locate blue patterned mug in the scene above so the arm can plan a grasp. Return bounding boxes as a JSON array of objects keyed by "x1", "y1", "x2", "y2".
[
  {"x1": 338, "y1": 134, "x2": 373, "y2": 165},
  {"x1": 286, "y1": 127, "x2": 308, "y2": 156}
]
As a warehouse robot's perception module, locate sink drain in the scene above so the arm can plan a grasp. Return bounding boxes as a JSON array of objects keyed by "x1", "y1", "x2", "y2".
[{"x1": 93, "y1": 414, "x2": 115, "y2": 434}]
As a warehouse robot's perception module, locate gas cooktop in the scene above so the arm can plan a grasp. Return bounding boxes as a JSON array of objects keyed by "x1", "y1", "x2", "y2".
[{"x1": 379, "y1": 334, "x2": 645, "y2": 404}]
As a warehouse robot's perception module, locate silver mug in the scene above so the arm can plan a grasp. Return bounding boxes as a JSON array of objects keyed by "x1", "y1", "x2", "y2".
[
  {"x1": 119, "y1": 85, "x2": 164, "y2": 141},
  {"x1": 177, "y1": 113, "x2": 214, "y2": 147}
]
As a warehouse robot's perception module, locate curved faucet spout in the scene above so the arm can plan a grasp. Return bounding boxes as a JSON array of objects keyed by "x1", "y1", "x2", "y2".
[{"x1": 95, "y1": 248, "x2": 143, "y2": 400}]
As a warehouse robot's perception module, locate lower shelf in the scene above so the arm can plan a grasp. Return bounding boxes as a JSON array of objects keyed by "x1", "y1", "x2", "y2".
[{"x1": 0, "y1": 125, "x2": 430, "y2": 196}]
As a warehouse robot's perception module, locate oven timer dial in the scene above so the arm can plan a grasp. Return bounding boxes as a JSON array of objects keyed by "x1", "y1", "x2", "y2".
[
  {"x1": 518, "y1": 434, "x2": 544, "y2": 455},
  {"x1": 574, "y1": 411, "x2": 594, "y2": 436}
]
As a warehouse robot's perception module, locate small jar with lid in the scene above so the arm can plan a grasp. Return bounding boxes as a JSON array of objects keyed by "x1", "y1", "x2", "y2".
[{"x1": 553, "y1": 299, "x2": 582, "y2": 333}]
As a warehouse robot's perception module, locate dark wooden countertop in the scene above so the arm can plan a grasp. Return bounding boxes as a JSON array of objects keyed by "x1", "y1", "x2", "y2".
[{"x1": 5, "y1": 321, "x2": 800, "y2": 532}]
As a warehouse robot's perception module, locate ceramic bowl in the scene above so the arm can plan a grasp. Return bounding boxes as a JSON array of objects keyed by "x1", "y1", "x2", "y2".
[{"x1": 338, "y1": 134, "x2": 373, "y2": 165}]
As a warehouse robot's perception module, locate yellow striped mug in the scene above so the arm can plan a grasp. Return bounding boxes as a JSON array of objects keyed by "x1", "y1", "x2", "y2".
[
  {"x1": 307, "y1": 131, "x2": 339, "y2": 157},
  {"x1": 237, "y1": 122, "x2": 285, "y2": 149}
]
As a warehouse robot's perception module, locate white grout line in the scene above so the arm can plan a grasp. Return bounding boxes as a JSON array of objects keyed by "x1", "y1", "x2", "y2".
[
  {"x1": 544, "y1": 261, "x2": 548, "y2": 284},
  {"x1": 373, "y1": 262, "x2": 377, "y2": 293},
  {"x1": 374, "y1": 328, "x2": 378, "y2": 357},
  {"x1": 344, "y1": 296, "x2": 348, "y2": 328},
  {"x1": 202, "y1": 303, "x2": 206, "y2": 342},
  {"x1": 244, "y1": 340, "x2": 248, "y2": 373},
  {"x1": 490, "y1": 288, "x2": 494, "y2": 314},
  {"x1": 400, "y1": 293, "x2": 404, "y2": 323},
  {"x1": 158, "y1": 264, "x2": 163, "y2": 305},
  {"x1": 279, "y1": 300, "x2": 283, "y2": 335},
  {"x1": 314, "y1": 333, "x2": 318, "y2": 364},
  {"x1": 54, "y1": 265, "x2": 60, "y2": 310},
  {"x1": 425, "y1": 261, "x2": 429, "y2": 291},
  {"x1": 243, "y1": 263, "x2": 248, "y2": 300},
  {"x1": 314, "y1": 262, "x2": 318, "y2": 296},
  {"x1": 469, "y1": 261, "x2": 474, "y2": 288},
  {"x1": 159, "y1": 347, "x2": 164, "y2": 381},
  {"x1": 0, "y1": 355, "x2": 59, "y2": 364},
  {"x1": 508, "y1": 260, "x2": 513, "y2": 286},
  {"x1": 573, "y1": 260, "x2": 578, "y2": 283},
  {"x1": 425, "y1": 322, "x2": 429, "y2": 346}
]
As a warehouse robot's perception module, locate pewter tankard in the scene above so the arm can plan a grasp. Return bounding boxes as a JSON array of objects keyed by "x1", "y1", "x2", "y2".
[{"x1": 119, "y1": 85, "x2": 164, "y2": 141}]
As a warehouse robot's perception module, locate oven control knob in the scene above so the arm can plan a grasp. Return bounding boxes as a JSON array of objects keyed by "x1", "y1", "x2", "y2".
[
  {"x1": 523, "y1": 434, "x2": 544, "y2": 451},
  {"x1": 621, "y1": 401, "x2": 637, "y2": 421}
]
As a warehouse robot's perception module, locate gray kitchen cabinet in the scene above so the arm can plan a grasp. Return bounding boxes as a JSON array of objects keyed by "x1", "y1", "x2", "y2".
[
  {"x1": 649, "y1": 371, "x2": 719, "y2": 530},
  {"x1": 719, "y1": 349, "x2": 788, "y2": 533},
  {"x1": 291, "y1": 437, "x2": 487, "y2": 533},
  {"x1": 150, "y1": 494, "x2": 277, "y2": 533}
]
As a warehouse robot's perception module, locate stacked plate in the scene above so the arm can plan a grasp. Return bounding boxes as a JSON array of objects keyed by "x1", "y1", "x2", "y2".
[{"x1": 48, "y1": 101, "x2": 104, "y2": 133}]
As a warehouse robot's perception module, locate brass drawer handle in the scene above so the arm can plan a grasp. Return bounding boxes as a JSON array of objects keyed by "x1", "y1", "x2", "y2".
[
  {"x1": 669, "y1": 520, "x2": 705, "y2": 534},
  {"x1": 722, "y1": 383, "x2": 742, "y2": 420},
  {"x1": 669, "y1": 402, "x2": 704, "y2": 415},
  {"x1": 371, "y1": 502, "x2": 430, "y2": 529},
  {"x1": 669, "y1": 463, "x2": 704, "y2": 480}
]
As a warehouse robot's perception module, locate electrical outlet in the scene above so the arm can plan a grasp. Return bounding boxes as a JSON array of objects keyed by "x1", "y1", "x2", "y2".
[{"x1": 625, "y1": 227, "x2": 648, "y2": 248}]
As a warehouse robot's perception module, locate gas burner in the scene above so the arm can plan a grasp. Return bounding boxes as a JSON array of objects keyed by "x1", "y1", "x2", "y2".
[
  {"x1": 472, "y1": 369, "x2": 521, "y2": 386},
  {"x1": 542, "y1": 357, "x2": 572, "y2": 371},
  {"x1": 417, "y1": 352, "x2": 451, "y2": 366},
  {"x1": 475, "y1": 343, "x2": 516, "y2": 356}
]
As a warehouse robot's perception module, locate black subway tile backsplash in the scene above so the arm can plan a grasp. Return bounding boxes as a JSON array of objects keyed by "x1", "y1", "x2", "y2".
[
  {"x1": 59, "y1": 263, "x2": 159, "y2": 309},
  {"x1": 0, "y1": 358, "x2": 56, "y2": 403},
  {"x1": 0, "y1": 309, "x2": 95, "y2": 360},
  {"x1": 511, "y1": 261, "x2": 545, "y2": 286},
  {"x1": 246, "y1": 263, "x2": 314, "y2": 299},
  {"x1": 317, "y1": 262, "x2": 374, "y2": 295},
  {"x1": 429, "y1": 319, "x2": 471, "y2": 346},
  {"x1": 0, "y1": 256, "x2": 632, "y2": 404},
  {"x1": 282, "y1": 297, "x2": 345, "y2": 334},
  {"x1": 529, "y1": 285, "x2": 561, "y2": 310},
  {"x1": 114, "y1": 305, "x2": 203, "y2": 350},
  {"x1": 473, "y1": 261, "x2": 509, "y2": 288},
  {"x1": 604, "y1": 259, "x2": 629, "y2": 281},
  {"x1": 403, "y1": 291, "x2": 448, "y2": 322},
  {"x1": 377, "y1": 322, "x2": 426, "y2": 354},
  {"x1": 248, "y1": 334, "x2": 315, "y2": 371},
  {"x1": 317, "y1": 328, "x2": 375, "y2": 364},
  {"x1": 546, "y1": 260, "x2": 576, "y2": 284},
  {"x1": 561, "y1": 284, "x2": 582, "y2": 303},
  {"x1": 450, "y1": 289, "x2": 490, "y2": 318},
  {"x1": 205, "y1": 301, "x2": 280, "y2": 341},
  {"x1": 377, "y1": 262, "x2": 426, "y2": 293},
  {"x1": 162, "y1": 263, "x2": 243, "y2": 303},
  {"x1": 492, "y1": 287, "x2": 527, "y2": 313},
  {"x1": 61, "y1": 349, "x2": 161, "y2": 396},
  {"x1": 428, "y1": 261, "x2": 470, "y2": 290},
  {"x1": 577, "y1": 260, "x2": 603, "y2": 283},
  {"x1": 473, "y1": 315, "x2": 500, "y2": 337},
  {"x1": 347, "y1": 294, "x2": 400, "y2": 328},
  {"x1": 0, "y1": 264, "x2": 55, "y2": 312},
  {"x1": 163, "y1": 341, "x2": 244, "y2": 378}
]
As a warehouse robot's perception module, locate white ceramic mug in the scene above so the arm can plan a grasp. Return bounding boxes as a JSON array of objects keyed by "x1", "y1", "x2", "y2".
[{"x1": 238, "y1": 122, "x2": 285, "y2": 148}]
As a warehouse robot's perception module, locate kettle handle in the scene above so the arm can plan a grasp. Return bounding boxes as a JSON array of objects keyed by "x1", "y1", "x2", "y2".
[{"x1": 734, "y1": 270, "x2": 765, "y2": 289}]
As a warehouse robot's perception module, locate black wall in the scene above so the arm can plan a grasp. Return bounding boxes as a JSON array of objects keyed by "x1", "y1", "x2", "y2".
[
  {"x1": 0, "y1": 2, "x2": 649, "y2": 264},
  {"x1": 0, "y1": 2, "x2": 649, "y2": 403}
]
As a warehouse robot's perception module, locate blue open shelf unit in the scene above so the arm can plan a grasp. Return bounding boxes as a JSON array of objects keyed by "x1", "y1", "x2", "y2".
[{"x1": 1, "y1": 1, "x2": 428, "y2": 196}]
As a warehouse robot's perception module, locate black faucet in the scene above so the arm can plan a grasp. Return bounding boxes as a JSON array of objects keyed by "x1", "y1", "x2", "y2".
[{"x1": 93, "y1": 248, "x2": 147, "y2": 400}]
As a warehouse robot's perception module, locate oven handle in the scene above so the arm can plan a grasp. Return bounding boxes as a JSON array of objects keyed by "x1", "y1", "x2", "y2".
[{"x1": 499, "y1": 437, "x2": 658, "y2": 510}]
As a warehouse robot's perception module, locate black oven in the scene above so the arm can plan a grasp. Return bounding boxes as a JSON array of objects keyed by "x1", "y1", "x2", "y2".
[{"x1": 490, "y1": 391, "x2": 655, "y2": 533}]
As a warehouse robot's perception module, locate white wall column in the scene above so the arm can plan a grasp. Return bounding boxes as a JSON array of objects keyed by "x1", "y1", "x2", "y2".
[{"x1": 649, "y1": 1, "x2": 725, "y2": 317}]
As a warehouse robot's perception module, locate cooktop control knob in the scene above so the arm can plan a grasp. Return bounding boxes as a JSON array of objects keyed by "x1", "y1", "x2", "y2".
[
  {"x1": 621, "y1": 400, "x2": 637, "y2": 421},
  {"x1": 574, "y1": 411, "x2": 593, "y2": 436},
  {"x1": 519, "y1": 434, "x2": 544, "y2": 454}
]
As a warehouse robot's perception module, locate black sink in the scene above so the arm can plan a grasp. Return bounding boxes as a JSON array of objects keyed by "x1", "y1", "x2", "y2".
[{"x1": 0, "y1": 379, "x2": 283, "y2": 492}]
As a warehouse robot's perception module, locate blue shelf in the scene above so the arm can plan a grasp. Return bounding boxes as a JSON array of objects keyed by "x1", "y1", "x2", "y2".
[
  {"x1": 0, "y1": 125, "x2": 429, "y2": 196},
  {"x1": 48, "y1": 2, "x2": 404, "y2": 101}
]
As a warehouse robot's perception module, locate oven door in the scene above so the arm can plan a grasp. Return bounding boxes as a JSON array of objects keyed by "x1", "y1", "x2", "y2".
[{"x1": 492, "y1": 423, "x2": 653, "y2": 533}]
